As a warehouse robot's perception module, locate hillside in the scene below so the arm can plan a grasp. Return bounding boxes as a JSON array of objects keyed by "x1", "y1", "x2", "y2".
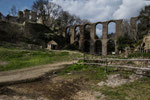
[{"x1": 0, "y1": 21, "x2": 65, "y2": 49}]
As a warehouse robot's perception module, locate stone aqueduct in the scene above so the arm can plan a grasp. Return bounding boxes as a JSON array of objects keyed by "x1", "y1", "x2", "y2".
[{"x1": 65, "y1": 17, "x2": 138, "y2": 56}]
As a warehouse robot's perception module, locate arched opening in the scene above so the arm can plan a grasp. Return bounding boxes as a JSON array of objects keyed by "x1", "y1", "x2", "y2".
[
  {"x1": 73, "y1": 41, "x2": 79, "y2": 50},
  {"x1": 95, "y1": 40, "x2": 102, "y2": 55},
  {"x1": 66, "y1": 27, "x2": 71, "y2": 44},
  {"x1": 108, "y1": 22, "x2": 116, "y2": 38},
  {"x1": 83, "y1": 41, "x2": 90, "y2": 53},
  {"x1": 136, "y1": 20, "x2": 140, "y2": 34},
  {"x1": 84, "y1": 24, "x2": 91, "y2": 40},
  {"x1": 75, "y1": 26, "x2": 80, "y2": 41},
  {"x1": 96, "y1": 23, "x2": 103, "y2": 39},
  {"x1": 107, "y1": 39, "x2": 115, "y2": 55}
]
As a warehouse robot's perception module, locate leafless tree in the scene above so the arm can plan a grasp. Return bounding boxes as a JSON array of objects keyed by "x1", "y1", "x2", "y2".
[
  {"x1": 32, "y1": 0, "x2": 49, "y2": 24},
  {"x1": 10, "y1": 5, "x2": 17, "y2": 16}
]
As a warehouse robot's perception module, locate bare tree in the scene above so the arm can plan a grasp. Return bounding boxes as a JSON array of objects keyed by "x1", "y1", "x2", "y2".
[
  {"x1": 32, "y1": 0, "x2": 49, "y2": 24},
  {"x1": 10, "y1": 5, "x2": 17, "y2": 16},
  {"x1": 137, "y1": 5, "x2": 150, "y2": 39},
  {"x1": 45, "y1": 2, "x2": 63, "y2": 27}
]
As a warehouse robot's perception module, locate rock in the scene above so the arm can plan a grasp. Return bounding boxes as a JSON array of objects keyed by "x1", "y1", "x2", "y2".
[
  {"x1": 0, "y1": 61, "x2": 8, "y2": 66},
  {"x1": 97, "y1": 74, "x2": 142, "y2": 88},
  {"x1": 97, "y1": 81, "x2": 105, "y2": 86}
]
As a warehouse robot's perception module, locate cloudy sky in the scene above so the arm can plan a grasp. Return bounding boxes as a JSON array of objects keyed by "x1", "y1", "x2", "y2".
[
  {"x1": 0, "y1": 0, "x2": 149, "y2": 22},
  {"x1": 52, "y1": 0, "x2": 150, "y2": 22},
  {"x1": 51, "y1": 0, "x2": 150, "y2": 36},
  {"x1": 0, "y1": 0, "x2": 150, "y2": 36}
]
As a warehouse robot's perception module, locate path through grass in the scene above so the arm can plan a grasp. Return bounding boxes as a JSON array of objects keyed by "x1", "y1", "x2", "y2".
[{"x1": 0, "y1": 47, "x2": 81, "y2": 71}]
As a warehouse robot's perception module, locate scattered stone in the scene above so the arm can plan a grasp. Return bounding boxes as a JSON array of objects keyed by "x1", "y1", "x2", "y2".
[
  {"x1": 97, "y1": 74, "x2": 142, "y2": 88},
  {"x1": 0, "y1": 61, "x2": 8, "y2": 66},
  {"x1": 67, "y1": 72, "x2": 72, "y2": 75},
  {"x1": 73, "y1": 90, "x2": 103, "y2": 100}
]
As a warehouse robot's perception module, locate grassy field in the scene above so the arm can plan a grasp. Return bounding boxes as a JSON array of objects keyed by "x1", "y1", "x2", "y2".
[
  {"x1": 0, "y1": 47, "x2": 82, "y2": 71},
  {"x1": 59, "y1": 64, "x2": 150, "y2": 100}
]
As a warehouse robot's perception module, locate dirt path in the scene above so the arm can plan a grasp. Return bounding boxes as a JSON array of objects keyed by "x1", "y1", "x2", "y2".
[{"x1": 0, "y1": 61, "x2": 77, "y2": 84}]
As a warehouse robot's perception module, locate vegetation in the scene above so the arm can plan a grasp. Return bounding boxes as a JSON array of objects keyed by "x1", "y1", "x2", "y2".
[
  {"x1": 96, "y1": 77, "x2": 150, "y2": 100},
  {"x1": 0, "y1": 47, "x2": 82, "y2": 71},
  {"x1": 59, "y1": 64, "x2": 150, "y2": 100},
  {"x1": 59, "y1": 64, "x2": 108, "y2": 82},
  {"x1": 117, "y1": 34, "x2": 135, "y2": 52},
  {"x1": 128, "y1": 52, "x2": 150, "y2": 58},
  {"x1": 138, "y1": 5, "x2": 150, "y2": 39},
  {"x1": 32, "y1": 0, "x2": 87, "y2": 30}
]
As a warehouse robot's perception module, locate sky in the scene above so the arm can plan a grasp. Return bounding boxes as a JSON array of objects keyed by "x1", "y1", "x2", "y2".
[
  {"x1": 0, "y1": 0, "x2": 150, "y2": 36},
  {"x1": 0, "y1": 0, "x2": 35, "y2": 15},
  {"x1": 52, "y1": 0, "x2": 150, "y2": 22}
]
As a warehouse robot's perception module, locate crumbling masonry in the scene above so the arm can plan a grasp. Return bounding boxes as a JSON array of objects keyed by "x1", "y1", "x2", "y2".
[
  {"x1": 65, "y1": 17, "x2": 138, "y2": 56},
  {"x1": 0, "y1": 9, "x2": 43, "y2": 24}
]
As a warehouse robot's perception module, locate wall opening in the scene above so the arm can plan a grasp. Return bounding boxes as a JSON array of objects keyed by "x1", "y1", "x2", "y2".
[
  {"x1": 83, "y1": 41, "x2": 90, "y2": 53},
  {"x1": 108, "y1": 22, "x2": 116, "y2": 38},
  {"x1": 66, "y1": 27, "x2": 71, "y2": 44},
  {"x1": 73, "y1": 41, "x2": 79, "y2": 50},
  {"x1": 84, "y1": 24, "x2": 91, "y2": 40},
  {"x1": 96, "y1": 23, "x2": 103, "y2": 39},
  {"x1": 107, "y1": 39, "x2": 115, "y2": 55},
  {"x1": 95, "y1": 40, "x2": 102, "y2": 55},
  {"x1": 136, "y1": 20, "x2": 140, "y2": 34},
  {"x1": 75, "y1": 26, "x2": 80, "y2": 41}
]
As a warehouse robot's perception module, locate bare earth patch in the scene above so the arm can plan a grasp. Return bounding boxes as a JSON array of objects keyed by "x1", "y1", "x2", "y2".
[
  {"x1": 73, "y1": 90, "x2": 106, "y2": 100},
  {"x1": 0, "y1": 61, "x2": 8, "y2": 66},
  {"x1": 0, "y1": 77, "x2": 82, "y2": 100},
  {"x1": 97, "y1": 74, "x2": 143, "y2": 88}
]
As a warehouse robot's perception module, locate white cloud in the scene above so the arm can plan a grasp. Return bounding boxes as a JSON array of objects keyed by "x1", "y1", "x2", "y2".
[
  {"x1": 51, "y1": 0, "x2": 150, "y2": 22},
  {"x1": 113, "y1": 0, "x2": 150, "y2": 19}
]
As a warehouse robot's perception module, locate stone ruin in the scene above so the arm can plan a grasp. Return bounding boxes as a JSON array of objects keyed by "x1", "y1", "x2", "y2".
[
  {"x1": 139, "y1": 30, "x2": 150, "y2": 53},
  {"x1": 65, "y1": 17, "x2": 138, "y2": 56},
  {"x1": 0, "y1": 9, "x2": 43, "y2": 24}
]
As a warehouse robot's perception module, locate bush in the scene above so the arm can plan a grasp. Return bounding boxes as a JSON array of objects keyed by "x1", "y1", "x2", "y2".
[
  {"x1": 117, "y1": 34, "x2": 135, "y2": 52},
  {"x1": 128, "y1": 52, "x2": 150, "y2": 58}
]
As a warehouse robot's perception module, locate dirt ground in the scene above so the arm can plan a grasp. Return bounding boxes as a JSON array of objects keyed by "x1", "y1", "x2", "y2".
[
  {"x1": 0, "y1": 76, "x2": 94, "y2": 100},
  {"x1": 0, "y1": 68, "x2": 146, "y2": 100}
]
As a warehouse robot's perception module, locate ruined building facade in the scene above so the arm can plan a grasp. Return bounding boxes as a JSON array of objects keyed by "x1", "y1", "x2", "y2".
[
  {"x1": 65, "y1": 17, "x2": 138, "y2": 56},
  {"x1": 0, "y1": 9, "x2": 43, "y2": 24}
]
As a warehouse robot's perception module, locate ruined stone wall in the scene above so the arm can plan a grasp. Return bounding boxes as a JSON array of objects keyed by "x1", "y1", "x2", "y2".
[
  {"x1": 0, "y1": 13, "x2": 2, "y2": 21},
  {"x1": 130, "y1": 17, "x2": 138, "y2": 40},
  {"x1": 1, "y1": 9, "x2": 39, "y2": 24},
  {"x1": 65, "y1": 17, "x2": 137, "y2": 56}
]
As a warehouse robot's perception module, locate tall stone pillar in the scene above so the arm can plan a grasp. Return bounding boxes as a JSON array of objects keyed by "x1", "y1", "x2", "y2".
[
  {"x1": 70, "y1": 26, "x2": 75, "y2": 44},
  {"x1": 102, "y1": 39, "x2": 107, "y2": 56},
  {"x1": 79, "y1": 25, "x2": 84, "y2": 51},
  {"x1": 102, "y1": 22, "x2": 108, "y2": 56},
  {"x1": 90, "y1": 24, "x2": 96, "y2": 54},
  {"x1": 102, "y1": 22, "x2": 108, "y2": 39},
  {"x1": 115, "y1": 20, "x2": 123, "y2": 39},
  {"x1": 130, "y1": 17, "x2": 138, "y2": 40},
  {"x1": 115, "y1": 40, "x2": 118, "y2": 54},
  {"x1": 23, "y1": 9, "x2": 30, "y2": 21},
  {"x1": 0, "y1": 13, "x2": 2, "y2": 21}
]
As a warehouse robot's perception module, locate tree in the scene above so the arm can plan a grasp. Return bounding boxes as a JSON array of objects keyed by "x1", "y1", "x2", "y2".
[
  {"x1": 10, "y1": 5, "x2": 17, "y2": 16},
  {"x1": 117, "y1": 34, "x2": 135, "y2": 52},
  {"x1": 32, "y1": 0, "x2": 49, "y2": 24},
  {"x1": 137, "y1": 5, "x2": 150, "y2": 39},
  {"x1": 121, "y1": 20, "x2": 137, "y2": 40},
  {"x1": 32, "y1": 0, "x2": 89, "y2": 38},
  {"x1": 32, "y1": 0, "x2": 63, "y2": 26},
  {"x1": 44, "y1": 2, "x2": 63, "y2": 27}
]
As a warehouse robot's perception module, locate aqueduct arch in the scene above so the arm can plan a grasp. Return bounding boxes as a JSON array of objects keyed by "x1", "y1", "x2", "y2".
[{"x1": 65, "y1": 17, "x2": 138, "y2": 56}]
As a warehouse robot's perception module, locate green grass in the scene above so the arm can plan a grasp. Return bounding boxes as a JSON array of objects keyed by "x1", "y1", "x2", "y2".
[
  {"x1": 94, "y1": 77, "x2": 150, "y2": 100},
  {"x1": 0, "y1": 47, "x2": 82, "y2": 71},
  {"x1": 59, "y1": 64, "x2": 150, "y2": 100},
  {"x1": 128, "y1": 52, "x2": 150, "y2": 58},
  {"x1": 59, "y1": 64, "x2": 110, "y2": 82}
]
